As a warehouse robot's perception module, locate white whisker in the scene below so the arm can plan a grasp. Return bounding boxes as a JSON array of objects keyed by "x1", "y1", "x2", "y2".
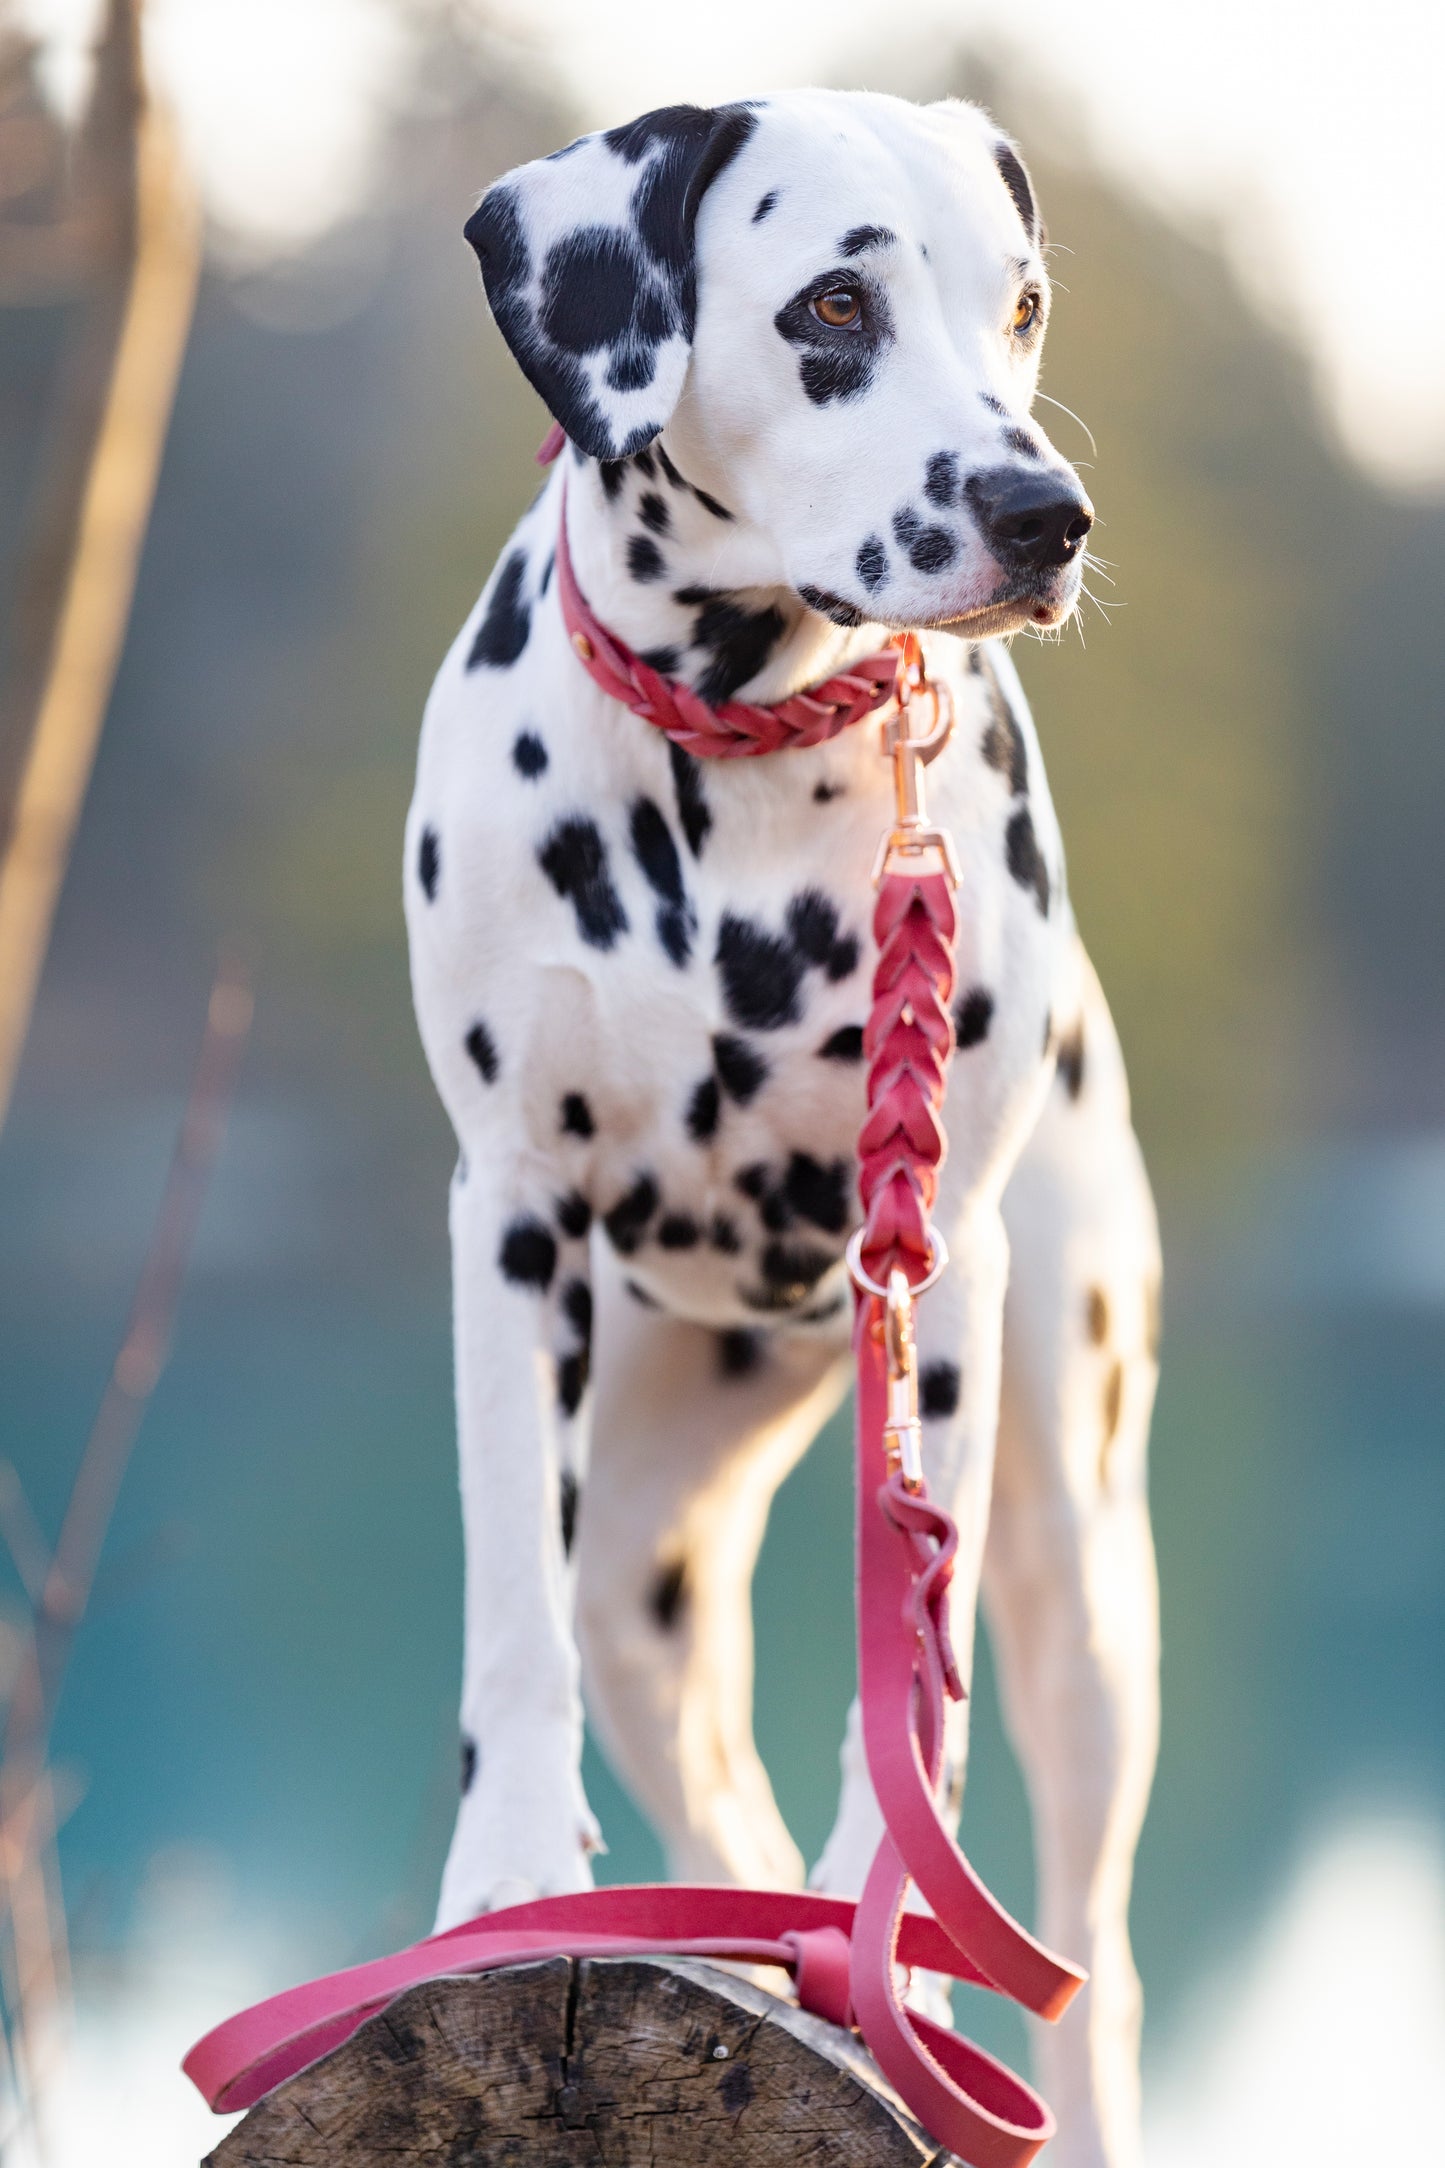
[{"x1": 1033, "y1": 391, "x2": 1098, "y2": 458}]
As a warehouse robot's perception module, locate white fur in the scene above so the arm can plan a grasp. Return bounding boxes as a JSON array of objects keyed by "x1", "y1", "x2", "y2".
[{"x1": 406, "y1": 89, "x2": 1161, "y2": 2168}]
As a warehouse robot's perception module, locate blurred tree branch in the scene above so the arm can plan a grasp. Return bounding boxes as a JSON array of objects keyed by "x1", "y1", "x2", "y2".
[
  {"x1": 0, "y1": 960, "x2": 252, "y2": 2152},
  {"x1": 0, "y1": 0, "x2": 201, "y2": 1133}
]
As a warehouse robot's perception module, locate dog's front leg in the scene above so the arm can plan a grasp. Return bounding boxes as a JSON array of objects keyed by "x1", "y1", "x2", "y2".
[{"x1": 434, "y1": 1157, "x2": 599, "y2": 1931}]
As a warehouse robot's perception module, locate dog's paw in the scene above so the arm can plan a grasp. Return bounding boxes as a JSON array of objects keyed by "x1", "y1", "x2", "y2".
[{"x1": 433, "y1": 1759, "x2": 602, "y2": 1933}]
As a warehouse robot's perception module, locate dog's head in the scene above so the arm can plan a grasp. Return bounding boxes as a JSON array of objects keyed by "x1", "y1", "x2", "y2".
[{"x1": 467, "y1": 91, "x2": 1092, "y2": 638}]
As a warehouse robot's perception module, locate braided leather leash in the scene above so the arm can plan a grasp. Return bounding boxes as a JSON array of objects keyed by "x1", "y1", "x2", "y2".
[{"x1": 184, "y1": 470, "x2": 1084, "y2": 2164}]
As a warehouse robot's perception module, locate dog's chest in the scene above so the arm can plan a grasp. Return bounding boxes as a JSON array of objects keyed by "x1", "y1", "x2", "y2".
[{"x1": 410, "y1": 593, "x2": 1061, "y2": 1330}]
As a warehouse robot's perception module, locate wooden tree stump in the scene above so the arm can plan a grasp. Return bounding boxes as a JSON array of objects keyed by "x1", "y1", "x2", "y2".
[{"x1": 207, "y1": 1956, "x2": 958, "y2": 2165}]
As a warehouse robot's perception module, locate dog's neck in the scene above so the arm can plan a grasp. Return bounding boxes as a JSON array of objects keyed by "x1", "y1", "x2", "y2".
[{"x1": 559, "y1": 440, "x2": 887, "y2": 707}]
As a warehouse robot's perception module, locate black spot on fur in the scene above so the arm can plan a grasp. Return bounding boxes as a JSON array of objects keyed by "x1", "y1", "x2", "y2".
[
  {"x1": 1086, "y1": 1285, "x2": 1110, "y2": 1345},
  {"x1": 556, "y1": 1190, "x2": 592, "y2": 1240},
  {"x1": 668, "y1": 740, "x2": 712, "y2": 858},
  {"x1": 629, "y1": 799, "x2": 687, "y2": 906},
  {"x1": 418, "y1": 825, "x2": 440, "y2": 900},
  {"x1": 797, "y1": 583, "x2": 866, "y2": 628},
  {"x1": 627, "y1": 532, "x2": 666, "y2": 583},
  {"x1": 953, "y1": 988, "x2": 995, "y2": 1049},
  {"x1": 468, "y1": 549, "x2": 531, "y2": 668},
  {"x1": 784, "y1": 1152, "x2": 850, "y2": 1234},
  {"x1": 538, "y1": 223, "x2": 675, "y2": 356},
  {"x1": 979, "y1": 391, "x2": 1009, "y2": 417},
  {"x1": 563, "y1": 1278, "x2": 593, "y2": 1341},
  {"x1": 675, "y1": 586, "x2": 787, "y2": 704},
  {"x1": 710, "y1": 1213, "x2": 742, "y2": 1254},
  {"x1": 840, "y1": 223, "x2": 895, "y2": 257},
  {"x1": 921, "y1": 1360, "x2": 961, "y2": 1419},
  {"x1": 638, "y1": 491, "x2": 671, "y2": 535},
  {"x1": 687, "y1": 1074, "x2": 721, "y2": 1142},
  {"x1": 892, "y1": 505, "x2": 958, "y2": 574},
  {"x1": 599, "y1": 459, "x2": 627, "y2": 501},
  {"x1": 538, "y1": 817, "x2": 630, "y2": 949},
  {"x1": 1056, "y1": 1016, "x2": 1086, "y2": 1099},
  {"x1": 747, "y1": 1240, "x2": 836, "y2": 1309},
  {"x1": 759, "y1": 1182, "x2": 792, "y2": 1234},
  {"x1": 713, "y1": 1033, "x2": 768, "y2": 1105},
  {"x1": 924, "y1": 451, "x2": 962, "y2": 508},
  {"x1": 512, "y1": 730, "x2": 548, "y2": 779},
  {"x1": 465, "y1": 1020, "x2": 500, "y2": 1083},
  {"x1": 1003, "y1": 426, "x2": 1042, "y2": 460},
  {"x1": 717, "y1": 1327, "x2": 764, "y2": 1378},
  {"x1": 653, "y1": 443, "x2": 732, "y2": 518},
  {"x1": 818, "y1": 1023, "x2": 864, "y2": 1062},
  {"x1": 994, "y1": 141, "x2": 1039, "y2": 241},
  {"x1": 658, "y1": 1211, "x2": 700, "y2": 1249},
  {"x1": 561, "y1": 1091, "x2": 595, "y2": 1138},
  {"x1": 640, "y1": 643, "x2": 681, "y2": 677},
  {"x1": 460, "y1": 1735, "x2": 478, "y2": 1794},
  {"x1": 813, "y1": 779, "x2": 845, "y2": 804},
  {"x1": 604, "y1": 1173, "x2": 659, "y2": 1255},
  {"x1": 775, "y1": 273, "x2": 894, "y2": 405},
  {"x1": 630, "y1": 796, "x2": 694, "y2": 966},
  {"x1": 559, "y1": 1470, "x2": 580, "y2": 1556},
  {"x1": 716, "y1": 912, "x2": 803, "y2": 1030},
  {"x1": 980, "y1": 656, "x2": 1029, "y2": 795},
  {"x1": 558, "y1": 1348, "x2": 589, "y2": 1417},
  {"x1": 633, "y1": 446, "x2": 657, "y2": 478},
  {"x1": 650, "y1": 1556, "x2": 688, "y2": 1629},
  {"x1": 752, "y1": 190, "x2": 777, "y2": 223},
  {"x1": 499, "y1": 1215, "x2": 557, "y2": 1290},
  {"x1": 626, "y1": 1278, "x2": 659, "y2": 1307},
  {"x1": 1006, "y1": 806, "x2": 1051, "y2": 915},
  {"x1": 733, "y1": 1162, "x2": 769, "y2": 1201},
  {"x1": 787, "y1": 889, "x2": 841, "y2": 965},
  {"x1": 539, "y1": 550, "x2": 554, "y2": 595},
  {"x1": 787, "y1": 889, "x2": 858, "y2": 980},
  {"x1": 856, "y1": 536, "x2": 887, "y2": 590}
]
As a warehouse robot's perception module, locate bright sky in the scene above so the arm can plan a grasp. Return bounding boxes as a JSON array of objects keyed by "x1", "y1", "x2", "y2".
[{"x1": 17, "y1": 0, "x2": 1445, "y2": 488}]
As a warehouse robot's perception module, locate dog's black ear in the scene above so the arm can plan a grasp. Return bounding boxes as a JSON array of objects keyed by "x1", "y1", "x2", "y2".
[
  {"x1": 466, "y1": 104, "x2": 759, "y2": 461},
  {"x1": 992, "y1": 135, "x2": 1047, "y2": 253}
]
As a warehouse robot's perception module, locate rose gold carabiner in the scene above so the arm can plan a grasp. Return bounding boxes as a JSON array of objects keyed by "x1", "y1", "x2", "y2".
[{"x1": 872, "y1": 638, "x2": 962, "y2": 887}]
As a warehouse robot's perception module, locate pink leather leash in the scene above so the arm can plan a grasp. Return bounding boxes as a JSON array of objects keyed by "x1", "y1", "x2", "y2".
[{"x1": 184, "y1": 444, "x2": 1084, "y2": 2164}]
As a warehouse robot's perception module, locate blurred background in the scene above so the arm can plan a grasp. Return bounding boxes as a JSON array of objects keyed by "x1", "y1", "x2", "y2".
[{"x1": 0, "y1": 1, "x2": 1442, "y2": 2161}]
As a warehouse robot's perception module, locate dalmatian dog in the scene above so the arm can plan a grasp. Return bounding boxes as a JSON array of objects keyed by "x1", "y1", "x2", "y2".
[{"x1": 405, "y1": 91, "x2": 1161, "y2": 2168}]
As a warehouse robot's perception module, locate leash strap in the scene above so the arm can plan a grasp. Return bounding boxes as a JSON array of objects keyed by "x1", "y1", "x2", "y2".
[{"x1": 183, "y1": 528, "x2": 1084, "y2": 2168}]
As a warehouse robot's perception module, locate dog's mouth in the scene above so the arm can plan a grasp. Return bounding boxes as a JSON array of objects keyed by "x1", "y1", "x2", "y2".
[{"x1": 928, "y1": 562, "x2": 1082, "y2": 639}]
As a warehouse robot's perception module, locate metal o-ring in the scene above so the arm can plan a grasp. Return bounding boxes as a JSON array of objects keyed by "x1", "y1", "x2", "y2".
[{"x1": 845, "y1": 1227, "x2": 950, "y2": 1302}]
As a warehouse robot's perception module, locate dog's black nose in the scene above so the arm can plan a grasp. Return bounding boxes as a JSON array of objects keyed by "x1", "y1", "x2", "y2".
[{"x1": 970, "y1": 469, "x2": 1094, "y2": 569}]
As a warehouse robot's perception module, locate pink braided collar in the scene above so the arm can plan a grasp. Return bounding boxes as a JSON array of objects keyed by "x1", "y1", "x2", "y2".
[{"x1": 554, "y1": 486, "x2": 902, "y2": 760}]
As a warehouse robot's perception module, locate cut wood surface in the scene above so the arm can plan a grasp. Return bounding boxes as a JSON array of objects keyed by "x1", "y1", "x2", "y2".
[{"x1": 208, "y1": 1955, "x2": 958, "y2": 2166}]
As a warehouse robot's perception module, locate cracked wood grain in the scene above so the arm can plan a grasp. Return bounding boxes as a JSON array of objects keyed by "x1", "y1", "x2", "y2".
[{"x1": 207, "y1": 1956, "x2": 955, "y2": 2165}]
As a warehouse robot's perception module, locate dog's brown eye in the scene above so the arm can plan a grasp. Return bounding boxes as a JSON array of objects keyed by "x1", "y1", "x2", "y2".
[
  {"x1": 812, "y1": 287, "x2": 862, "y2": 328},
  {"x1": 1013, "y1": 291, "x2": 1041, "y2": 335}
]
